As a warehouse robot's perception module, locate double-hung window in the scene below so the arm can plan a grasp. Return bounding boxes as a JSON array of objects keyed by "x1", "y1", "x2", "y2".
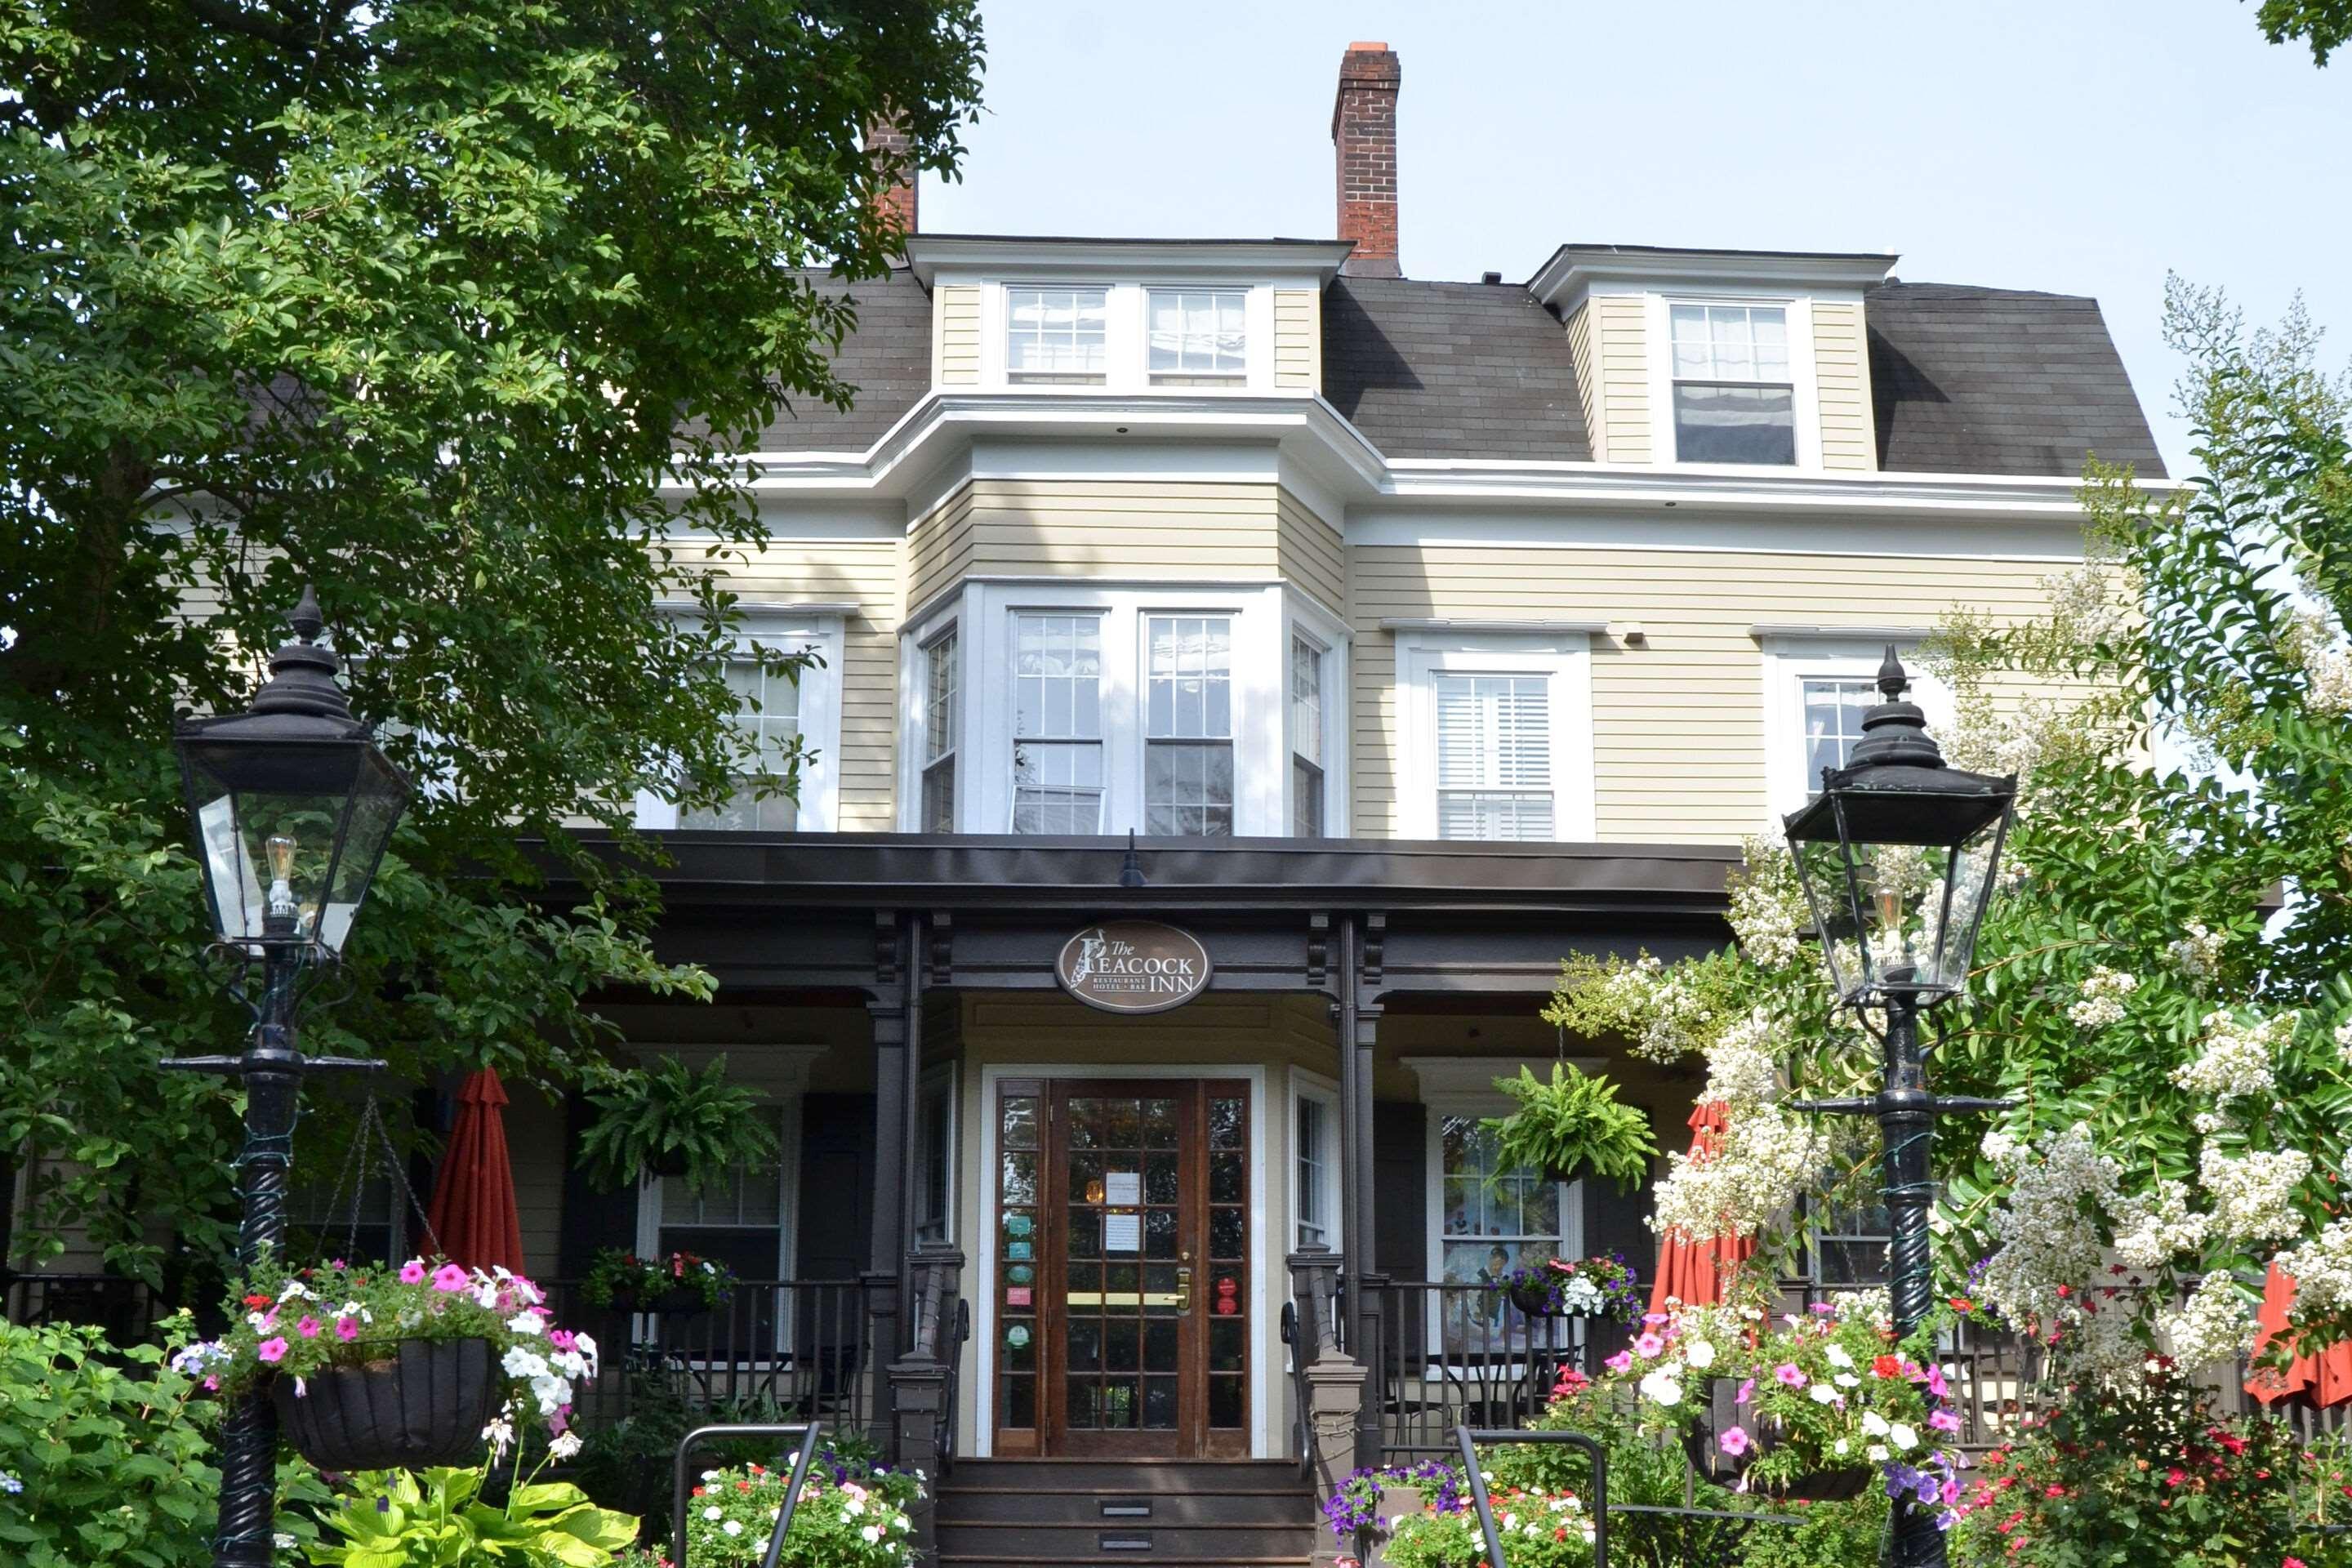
[
  {"x1": 1006, "y1": 287, "x2": 1108, "y2": 384},
  {"x1": 1147, "y1": 289, "x2": 1247, "y2": 382},
  {"x1": 1013, "y1": 614, "x2": 1106, "y2": 833},
  {"x1": 1760, "y1": 636, "x2": 1945, "y2": 815},
  {"x1": 683, "y1": 654, "x2": 804, "y2": 832},
  {"x1": 1294, "y1": 1085, "x2": 1335, "y2": 1250},
  {"x1": 1669, "y1": 302, "x2": 1796, "y2": 466},
  {"x1": 921, "y1": 629, "x2": 960, "y2": 833},
  {"x1": 1144, "y1": 616, "x2": 1235, "y2": 837},
  {"x1": 1800, "y1": 677, "x2": 1875, "y2": 797},
  {"x1": 1290, "y1": 634, "x2": 1327, "y2": 837},
  {"x1": 1434, "y1": 674, "x2": 1553, "y2": 841}
]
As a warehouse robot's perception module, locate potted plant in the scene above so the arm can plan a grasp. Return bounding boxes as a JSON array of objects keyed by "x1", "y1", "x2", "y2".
[
  {"x1": 1323, "y1": 1461, "x2": 1465, "y2": 1568},
  {"x1": 683, "y1": 1450, "x2": 924, "y2": 1565},
  {"x1": 584, "y1": 1248, "x2": 737, "y2": 1315},
  {"x1": 1492, "y1": 1254, "x2": 1642, "y2": 1321},
  {"x1": 1585, "y1": 1296, "x2": 1958, "y2": 1508},
  {"x1": 1480, "y1": 1063, "x2": 1657, "y2": 1192},
  {"x1": 576, "y1": 1056, "x2": 779, "y2": 1192},
  {"x1": 177, "y1": 1256, "x2": 600, "y2": 1472}
]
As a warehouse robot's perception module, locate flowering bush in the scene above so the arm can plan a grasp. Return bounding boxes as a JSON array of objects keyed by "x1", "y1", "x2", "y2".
[
  {"x1": 176, "y1": 1256, "x2": 599, "y2": 1437},
  {"x1": 1487, "y1": 1254, "x2": 1642, "y2": 1321},
  {"x1": 1374, "y1": 1480, "x2": 1595, "y2": 1568},
  {"x1": 584, "y1": 1247, "x2": 737, "y2": 1311},
  {"x1": 1578, "y1": 1296, "x2": 1962, "y2": 1517},
  {"x1": 1948, "y1": 1356, "x2": 2324, "y2": 1567},
  {"x1": 683, "y1": 1453, "x2": 924, "y2": 1566},
  {"x1": 1321, "y1": 1459, "x2": 1463, "y2": 1545}
]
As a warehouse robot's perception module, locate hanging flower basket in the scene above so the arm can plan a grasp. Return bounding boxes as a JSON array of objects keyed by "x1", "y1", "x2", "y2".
[
  {"x1": 1682, "y1": 1379, "x2": 1873, "y2": 1501},
  {"x1": 609, "y1": 1284, "x2": 715, "y2": 1316},
  {"x1": 582, "y1": 1248, "x2": 736, "y2": 1315},
  {"x1": 273, "y1": 1336, "x2": 503, "y2": 1472},
  {"x1": 1491, "y1": 1255, "x2": 1642, "y2": 1320}
]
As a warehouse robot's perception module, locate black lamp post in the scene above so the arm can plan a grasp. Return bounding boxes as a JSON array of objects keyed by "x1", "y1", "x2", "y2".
[
  {"x1": 167, "y1": 589, "x2": 409, "y2": 1568},
  {"x1": 1781, "y1": 648, "x2": 2015, "y2": 1568}
]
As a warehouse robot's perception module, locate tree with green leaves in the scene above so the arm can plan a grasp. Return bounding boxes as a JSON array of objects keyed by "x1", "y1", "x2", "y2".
[
  {"x1": 2247, "y1": 0, "x2": 2352, "y2": 65},
  {"x1": 0, "y1": 2, "x2": 983, "y2": 1288},
  {"x1": 1552, "y1": 277, "x2": 2352, "y2": 1375}
]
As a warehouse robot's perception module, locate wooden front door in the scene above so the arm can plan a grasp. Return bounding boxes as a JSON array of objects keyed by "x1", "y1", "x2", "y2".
[{"x1": 991, "y1": 1078, "x2": 1251, "y2": 1459}]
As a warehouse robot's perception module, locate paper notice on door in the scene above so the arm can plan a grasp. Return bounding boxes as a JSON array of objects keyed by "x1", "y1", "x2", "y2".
[
  {"x1": 1105, "y1": 1170, "x2": 1142, "y2": 1205},
  {"x1": 1103, "y1": 1212, "x2": 1142, "y2": 1254}
]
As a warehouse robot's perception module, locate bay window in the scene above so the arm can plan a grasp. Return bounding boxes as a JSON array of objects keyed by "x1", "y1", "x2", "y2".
[
  {"x1": 1290, "y1": 634, "x2": 1327, "y2": 838},
  {"x1": 1013, "y1": 613, "x2": 1106, "y2": 833},
  {"x1": 1144, "y1": 616, "x2": 1234, "y2": 837},
  {"x1": 921, "y1": 628, "x2": 960, "y2": 833}
]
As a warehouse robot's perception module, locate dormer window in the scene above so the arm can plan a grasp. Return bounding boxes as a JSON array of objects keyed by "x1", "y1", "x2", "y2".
[
  {"x1": 1006, "y1": 287, "x2": 1108, "y2": 384},
  {"x1": 1147, "y1": 289, "x2": 1248, "y2": 383},
  {"x1": 1669, "y1": 303, "x2": 1796, "y2": 466}
]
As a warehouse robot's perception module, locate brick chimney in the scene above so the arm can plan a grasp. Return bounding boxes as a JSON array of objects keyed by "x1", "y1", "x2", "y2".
[
  {"x1": 1331, "y1": 42, "x2": 1401, "y2": 278},
  {"x1": 866, "y1": 114, "x2": 917, "y2": 239}
]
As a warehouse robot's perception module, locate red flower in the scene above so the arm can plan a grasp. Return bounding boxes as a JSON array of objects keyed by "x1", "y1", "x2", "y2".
[
  {"x1": 2055, "y1": 1285, "x2": 2072, "y2": 1298},
  {"x1": 1949, "y1": 1296, "x2": 1975, "y2": 1312},
  {"x1": 242, "y1": 1294, "x2": 273, "y2": 1309},
  {"x1": 2166, "y1": 1468, "x2": 2186, "y2": 1487},
  {"x1": 1872, "y1": 1354, "x2": 1905, "y2": 1379}
]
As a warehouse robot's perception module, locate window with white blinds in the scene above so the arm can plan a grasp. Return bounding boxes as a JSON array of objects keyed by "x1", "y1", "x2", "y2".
[{"x1": 1433, "y1": 673, "x2": 1554, "y2": 841}]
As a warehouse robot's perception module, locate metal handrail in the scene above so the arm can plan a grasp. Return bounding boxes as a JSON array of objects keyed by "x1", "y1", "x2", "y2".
[
  {"x1": 1281, "y1": 1300, "x2": 1315, "y2": 1479},
  {"x1": 672, "y1": 1421, "x2": 822, "y2": 1568},
  {"x1": 1454, "y1": 1425, "x2": 1610, "y2": 1568},
  {"x1": 937, "y1": 1296, "x2": 969, "y2": 1481}
]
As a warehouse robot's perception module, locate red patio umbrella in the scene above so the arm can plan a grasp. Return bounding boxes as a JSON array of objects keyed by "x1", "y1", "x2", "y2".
[
  {"x1": 2246, "y1": 1260, "x2": 2352, "y2": 1408},
  {"x1": 424, "y1": 1067, "x2": 527, "y2": 1276},
  {"x1": 1648, "y1": 1101, "x2": 1757, "y2": 1316}
]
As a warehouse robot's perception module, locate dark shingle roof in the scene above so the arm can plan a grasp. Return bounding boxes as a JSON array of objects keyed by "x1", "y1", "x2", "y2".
[
  {"x1": 1866, "y1": 283, "x2": 2165, "y2": 479},
  {"x1": 753, "y1": 268, "x2": 932, "y2": 452},
  {"x1": 1321, "y1": 278, "x2": 1592, "y2": 461}
]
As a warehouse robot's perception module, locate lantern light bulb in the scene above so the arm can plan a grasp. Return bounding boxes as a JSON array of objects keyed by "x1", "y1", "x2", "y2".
[{"x1": 265, "y1": 834, "x2": 299, "y2": 920}]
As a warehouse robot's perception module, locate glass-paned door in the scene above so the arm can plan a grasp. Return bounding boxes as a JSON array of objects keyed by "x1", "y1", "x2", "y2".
[{"x1": 991, "y1": 1079, "x2": 1250, "y2": 1459}]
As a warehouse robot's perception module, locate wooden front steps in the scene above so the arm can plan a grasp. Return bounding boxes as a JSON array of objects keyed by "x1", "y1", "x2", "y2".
[{"x1": 934, "y1": 1459, "x2": 1317, "y2": 1567}]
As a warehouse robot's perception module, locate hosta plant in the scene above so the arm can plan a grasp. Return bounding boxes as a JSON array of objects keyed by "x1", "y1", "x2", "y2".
[
  {"x1": 176, "y1": 1256, "x2": 599, "y2": 1437},
  {"x1": 684, "y1": 1452, "x2": 924, "y2": 1566},
  {"x1": 307, "y1": 1459, "x2": 636, "y2": 1567}
]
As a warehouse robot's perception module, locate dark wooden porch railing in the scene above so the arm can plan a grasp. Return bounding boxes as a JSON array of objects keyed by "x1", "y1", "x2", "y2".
[{"x1": 3, "y1": 1272, "x2": 163, "y2": 1343}]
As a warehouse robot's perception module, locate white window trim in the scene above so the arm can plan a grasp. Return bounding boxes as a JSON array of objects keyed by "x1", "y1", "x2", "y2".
[
  {"x1": 1759, "y1": 634, "x2": 1952, "y2": 818},
  {"x1": 915, "y1": 1061, "x2": 960, "y2": 1247},
  {"x1": 1283, "y1": 604, "x2": 1349, "y2": 839},
  {"x1": 631, "y1": 1045, "x2": 823, "y2": 1348},
  {"x1": 635, "y1": 612, "x2": 844, "y2": 832},
  {"x1": 979, "y1": 281, "x2": 1278, "y2": 394},
  {"x1": 1394, "y1": 630, "x2": 1595, "y2": 842},
  {"x1": 1642, "y1": 290, "x2": 1826, "y2": 471},
  {"x1": 1288, "y1": 1069, "x2": 1339, "y2": 1254}
]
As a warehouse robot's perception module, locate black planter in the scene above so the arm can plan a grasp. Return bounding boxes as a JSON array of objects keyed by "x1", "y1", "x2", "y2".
[
  {"x1": 1682, "y1": 1379, "x2": 1875, "y2": 1502},
  {"x1": 1507, "y1": 1279, "x2": 1562, "y2": 1317},
  {"x1": 644, "y1": 1147, "x2": 693, "y2": 1180},
  {"x1": 274, "y1": 1337, "x2": 503, "y2": 1472}
]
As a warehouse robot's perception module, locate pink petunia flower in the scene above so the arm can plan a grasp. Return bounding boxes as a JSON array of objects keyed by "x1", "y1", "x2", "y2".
[
  {"x1": 430, "y1": 1263, "x2": 470, "y2": 1293},
  {"x1": 335, "y1": 1316, "x2": 360, "y2": 1343},
  {"x1": 1633, "y1": 1332, "x2": 1664, "y2": 1359},
  {"x1": 296, "y1": 1316, "x2": 320, "y2": 1339},
  {"x1": 399, "y1": 1261, "x2": 427, "y2": 1285},
  {"x1": 548, "y1": 1330, "x2": 576, "y2": 1352},
  {"x1": 1735, "y1": 1378, "x2": 1756, "y2": 1405},
  {"x1": 1603, "y1": 1351, "x2": 1633, "y2": 1374},
  {"x1": 1774, "y1": 1363, "x2": 1807, "y2": 1388},
  {"x1": 1718, "y1": 1426, "x2": 1751, "y2": 1457},
  {"x1": 256, "y1": 1337, "x2": 289, "y2": 1365},
  {"x1": 1929, "y1": 1409, "x2": 1962, "y2": 1432}
]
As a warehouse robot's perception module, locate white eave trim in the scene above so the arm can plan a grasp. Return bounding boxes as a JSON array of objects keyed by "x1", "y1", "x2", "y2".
[
  {"x1": 904, "y1": 234, "x2": 1354, "y2": 287},
  {"x1": 1379, "y1": 617, "x2": 1610, "y2": 635},
  {"x1": 670, "y1": 390, "x2": 2164, "y2": 527},
  {"x1": 1528, "y1": 245, "x2": 1900, "y2": 315},
  {"x1": 1750, "y1": 622, "x2": 1935, "y2": 640}
]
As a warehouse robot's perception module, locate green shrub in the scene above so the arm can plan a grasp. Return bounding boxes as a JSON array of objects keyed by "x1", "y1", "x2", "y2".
[{"x1": 0, "y1": 1312, "x2": 326, "y2": 1568}]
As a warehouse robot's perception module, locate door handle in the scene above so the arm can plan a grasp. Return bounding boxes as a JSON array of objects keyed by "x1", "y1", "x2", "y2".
[{"x1": 1174, "y1": 1265, "x2": 1192, "y2": 1316}]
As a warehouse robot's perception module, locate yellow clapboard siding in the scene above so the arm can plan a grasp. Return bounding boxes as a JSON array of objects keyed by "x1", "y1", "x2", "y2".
[
  {"x1": 1566, "y1": 304, "x2": 1601, "y2": 461},
  {"x1": 935, "y1": 285, "x2": 981, "y2": 387},
  {"x1": 1812, "y1": 299, "x2": 1877, "y2": 471},
  {"x1": 1272, "y1": 289, "x2": 1321, "y2": 392}
]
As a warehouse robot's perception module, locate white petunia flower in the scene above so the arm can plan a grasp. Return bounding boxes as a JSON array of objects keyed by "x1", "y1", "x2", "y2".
[{"x1": 1683, "y1": 1339, "x2": 1716, "y2": 1370}]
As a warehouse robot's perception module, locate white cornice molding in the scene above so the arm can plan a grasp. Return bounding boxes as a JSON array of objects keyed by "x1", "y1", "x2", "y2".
[
  {"x1": 1528, "y1": 245, "x2": 1899, "y2": 315},
  {"x1": 905, "y1": 234, "x2": 1354, "y2": 287},
  {"x1": 668, "y1": 391, "x2": 2160, "y2": 534}
]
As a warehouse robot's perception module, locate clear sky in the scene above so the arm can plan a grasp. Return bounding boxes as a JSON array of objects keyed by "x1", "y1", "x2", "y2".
[{"x1": 920, "y1": 0, "x2": 2350, "y2": 474}]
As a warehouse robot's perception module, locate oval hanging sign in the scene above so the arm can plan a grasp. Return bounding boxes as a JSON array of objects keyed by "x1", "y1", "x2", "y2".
[{"x1": 1057, "y1": 920, "x2": 1213, "y2": 1015}]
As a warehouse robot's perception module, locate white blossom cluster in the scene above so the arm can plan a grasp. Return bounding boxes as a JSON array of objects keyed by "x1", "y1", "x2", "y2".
[
  {"x1": 2170, "y1": 1009, "x2": 2295, "y2": 1105},
  {"x1": 1649, "y1": 1101, "x2": 1834, "y2": 1242},
  {"x1": 1701, "y1": 1007, "x2": 1784, "y2": 1109},
  {"x1": 2108, "y1": 1178, "x2": 2209, "y2": 1271},
  {"x1": 2041, "y1": 560, "x2": 2133, "y2": 649},
  {"x1": 2336, "y1": 1020, "x2": 2352, "y2": 1067},
  {"x1": 2287, "y1": 607, "x2": 2352, "y2": 715},
  {"x1": 2157, "y1": 1271, "x2": 2256, "y2": 1371},
  {"x1": 1977, "y1": 1123, "x2": 2118, "y2": 1334},
  {"x1": 1726, "y1": 832, "x2": 1809, "y2": 970},
  {"x1": 2067, "y1": 966, "x2": 2140, "y2": 1029},
  {"x1": 2277, "y1": 1217, "x2": 2352, "y2": 1315},
  {"x1": 2198, "y1": 1143, "x2": 2312, "y2": 1245},
  {"x1": 2165, "y1": 922, "x2": 2225, "y2": 985},
  {"x1": 1583, "y1": 955, "x2": 1720, "y2": 1063}
]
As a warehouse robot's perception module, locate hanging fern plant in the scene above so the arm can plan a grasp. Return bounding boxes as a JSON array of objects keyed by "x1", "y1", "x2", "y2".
[
  {"x1": 575, "y1": 1056, "x2": 779, "y2": 1197},
  {"x1": 1481, "y1": 1063, "x2": 1657, "y2": 1192}
]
